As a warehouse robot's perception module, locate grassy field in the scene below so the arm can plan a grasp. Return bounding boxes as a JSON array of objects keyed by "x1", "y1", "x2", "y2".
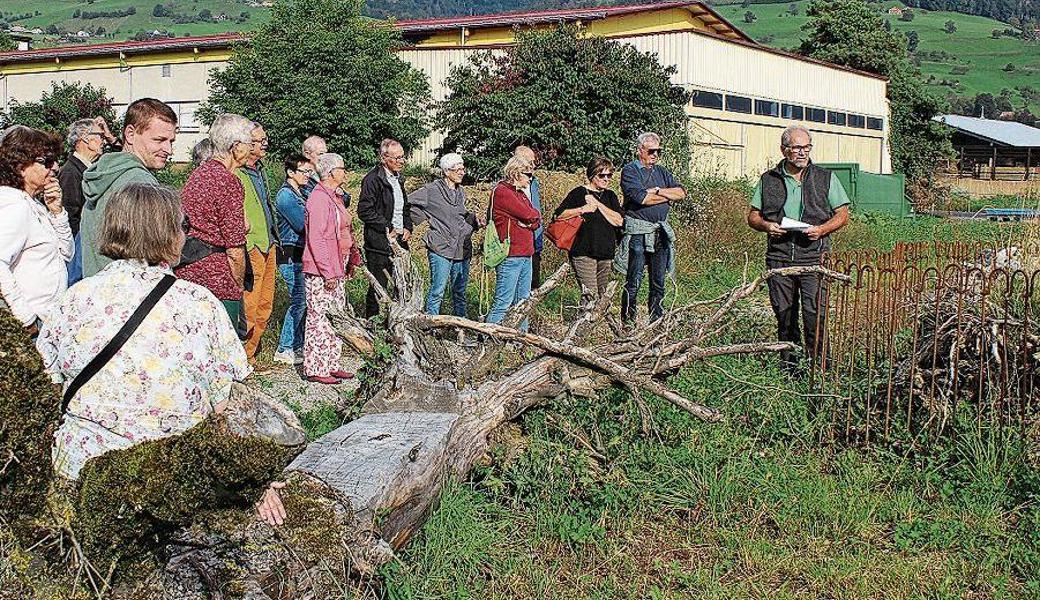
[
  {"x1": 714, "y1": 1, "x2": 1040, "y2": 115},
  {"x1": 1, "y1": 0, "x2": 268, "y2": 40},
  {"x1": 248, "y1": 173, "x2": 1039, "y2": 598}
]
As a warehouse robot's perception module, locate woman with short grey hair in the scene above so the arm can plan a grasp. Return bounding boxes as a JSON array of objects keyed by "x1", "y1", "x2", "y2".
[
  {"x1": 409, "y1": 152, "x2": 484, "y2": 317},
  {"x1": 173, "y1": 113, "x2": 253, "y2": 323}
]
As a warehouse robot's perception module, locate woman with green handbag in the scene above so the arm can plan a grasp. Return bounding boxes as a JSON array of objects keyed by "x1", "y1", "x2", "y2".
[{"x1": 485, "y1": 155, "x2": 541, "y2": 329}]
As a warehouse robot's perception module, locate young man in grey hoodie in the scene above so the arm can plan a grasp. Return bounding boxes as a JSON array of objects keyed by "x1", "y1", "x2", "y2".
[{"x1": 79, "y1": 98, "x2": 177, "y2": 278}]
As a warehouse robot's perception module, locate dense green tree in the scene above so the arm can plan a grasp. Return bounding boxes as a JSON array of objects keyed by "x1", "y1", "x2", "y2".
[
  {"x1": 199, "y1": 0, "x2": 430, "y2": 166},
  {"x1": 906, "y1": 30, "x2": 920, "y2": 52},
  {"x1": 434, "y1": 25, "x2": 690, "y2": 179},
  {"x1": 899, "y1": 9, "x2": 915, "y2": 21},
  {"x1": 800, "y1": 0, "x2": 952, "y2": 184},
  {"x1": 2, "y1": 81, "x2": 118, "y2": 141},
  {"x1": 944, "y1": 19, "x2": 957, "y2": 33},
  {"x1": 0, "y1": 31, "x2": 14, "y2": 52},
  {"x1": 744, "y1": 10, "x2": 758, "y2": 23}
]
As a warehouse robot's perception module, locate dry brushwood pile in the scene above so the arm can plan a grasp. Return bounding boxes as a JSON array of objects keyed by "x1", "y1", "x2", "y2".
[{"x1": 0, "y1": 246, "x2": 847, "y2": 597}]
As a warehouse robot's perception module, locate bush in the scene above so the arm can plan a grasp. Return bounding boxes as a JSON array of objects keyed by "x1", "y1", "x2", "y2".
[
  {"x1": 435, "y1": 25, "x2": 690, "y2": 179},
  {"x1": 2, "y1": 81, "x2": 118, "y2": 143},
  {"x1": 199, "y1": 0, "x2": 431, "y2": 167}
]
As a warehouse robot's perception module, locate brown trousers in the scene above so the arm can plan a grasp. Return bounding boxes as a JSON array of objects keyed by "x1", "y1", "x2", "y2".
[
  {"x1": 243, "y1": 246, "x2": 278, "y2": 358},
  {"x1": 570, "y1": 255, "x2": 612, "y2": 306}
]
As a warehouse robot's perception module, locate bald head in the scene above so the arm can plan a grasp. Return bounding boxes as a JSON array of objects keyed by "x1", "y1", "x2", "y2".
[
  {"x1": 514, "y1": 145, "x2": 537, "y2": 166},
  {"x1": 302, "y1": 135, "x2": 327, "y2": 162}
]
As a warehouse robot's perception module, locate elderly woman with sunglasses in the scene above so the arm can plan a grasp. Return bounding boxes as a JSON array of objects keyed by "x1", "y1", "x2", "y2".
[
  {"x1": 0, "y1": 126, "x2": 73, "y2": 334},
  {"x1": 486, "y1": 155, "x2": 541, "y2": 328},
  {"x1": 553, "y1": 157, "x2": 624, "y2": 306}
]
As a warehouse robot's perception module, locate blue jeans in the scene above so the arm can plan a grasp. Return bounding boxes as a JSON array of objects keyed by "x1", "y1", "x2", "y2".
[
  {"x1": 277, "y1": 259, "x2": 306, "y2": 352},
  {"x1": 622, "y1": 233, "x2": 670, "y2": 322},
  {"x1": 487, "y1": 256, "x2": 532, "y2": 329},
  {"x1": 426, "y1": 251, "x2": 470, "y2": 317},
  {"x1": 67, "y1": 232, "x2": 83, "y2": 287}
]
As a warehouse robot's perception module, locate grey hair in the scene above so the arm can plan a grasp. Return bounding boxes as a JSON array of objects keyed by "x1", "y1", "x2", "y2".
[
  {"x1": 67, "y1": 118, "x2": 95, "y2": 148},
  {"x1": 191, "y1": 138, "x2": 214, "y2": 165},
  {"x1": 379, "y1": 138, "x2": 402, "y2": 157},
  {"x1": 302, "y1": 135, "x2": 326, "y2": 156},
  {"x1": 781, "y1": 125, "x2": 812, "y2": 147},
  {"x1": 636, "y1": 132, "x2": 661, "y2": 149},
  {"x1": 315, "y1": 152, "x2": 345, "y2": 179},
  {"x1": 208, "y1": 113, "x2": 254, "y2": 156},
  {"x1": 502, "y1": 155, "x2": 533, "y2": 183}
]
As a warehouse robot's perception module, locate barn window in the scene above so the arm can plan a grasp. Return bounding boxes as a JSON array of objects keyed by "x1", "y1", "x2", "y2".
[
  {"x1": 866, "y1": 117, "x2": 884, "y2": 130},
  {"x1": 781, "y1": 103, "x2": 804, "y2": 120},
  {"x1": 848, "y1": 114, "x2": 866, "y2": 128},
  {"x1": 725, "y1": 95, "x2": 752, "y2": 114},
  {"x1": 161, "y1": 64, "x2": 172, "y2": 78},
  {"x1": 806, "y1": 107, "x2": 826, "y2": 123},
  {"x1": 827, "y1": 111, "x2": 847, "y2": 126},
  {"x1": 692, "y1": 90, "x2": 724, "y2": 110},
  {"x1": 754, "y1": 100, "x2": 779, "y2": 117}
]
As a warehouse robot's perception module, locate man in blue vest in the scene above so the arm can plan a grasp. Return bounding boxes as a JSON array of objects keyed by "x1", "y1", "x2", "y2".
[{"x1": 747, "y1": 125, "x2": 850, "y2": 374}]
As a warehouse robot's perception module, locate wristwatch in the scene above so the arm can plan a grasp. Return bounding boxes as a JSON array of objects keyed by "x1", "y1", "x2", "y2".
[{"x1": 652, "y1": 186, "x2": 660, "y2": 195}]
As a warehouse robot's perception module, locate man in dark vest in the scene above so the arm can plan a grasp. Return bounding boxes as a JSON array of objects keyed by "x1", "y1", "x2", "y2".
[{"x1": 747, "y1": 125, "x2": 850, "y2": 374}]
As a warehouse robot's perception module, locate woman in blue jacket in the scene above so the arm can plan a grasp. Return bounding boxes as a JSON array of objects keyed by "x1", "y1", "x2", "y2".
[{"x1": 272, "y1": 153, "x2": 313, "y2": 365}]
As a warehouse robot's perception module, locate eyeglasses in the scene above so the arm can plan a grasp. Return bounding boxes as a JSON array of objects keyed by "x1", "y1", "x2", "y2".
[
  {"x1": 646, "y1": 148, "x2": 662, "y2": 156},
  {"x1": 297, "y1": 168, "x2": 315, "y2": 176},
  {"x1": 595, "y1": 172, "x2": 614, "y2": 180},
  {"x1": 252, "y1": 138, "x2": 269, "y2": 146},
  {"x1": 34, "y1": 156, "x2": 57, "y2": 169},
  {"x1": 784, "y1": 144, "x2": 813, "y2": 154},
  {"x1": 386, "y1": 155, "x2": 406, "y2": 162}
]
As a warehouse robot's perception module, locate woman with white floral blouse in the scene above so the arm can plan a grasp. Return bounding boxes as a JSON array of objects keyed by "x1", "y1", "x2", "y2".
[{"x1": 36, "y1": 183, "x2": 286, "y2": 526}]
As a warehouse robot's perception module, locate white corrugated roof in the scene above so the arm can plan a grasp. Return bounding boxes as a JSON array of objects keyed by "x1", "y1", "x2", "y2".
[{"x1": 934, "y1": 114, "x2": 1040, "y2": 147}]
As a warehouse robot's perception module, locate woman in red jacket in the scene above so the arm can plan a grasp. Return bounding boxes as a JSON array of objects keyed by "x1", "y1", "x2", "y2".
[
  {"x1": 302, "y1": 153, "x2": 358, "y2": 384},
  {"x1": 486, "y1": 155, "x2": 541, "y2": 328}
]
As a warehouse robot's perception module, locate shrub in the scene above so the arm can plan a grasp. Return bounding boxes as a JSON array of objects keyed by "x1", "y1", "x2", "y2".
[
  {"x1": 2, "y1": 81, "x2": 118, "y2": 144},
  {"x1": 199, "y1": 0, "x2": 431, "y2": 167},
  {"x1": 435, "y1": 25, "x2": 690, "y2": 179}
]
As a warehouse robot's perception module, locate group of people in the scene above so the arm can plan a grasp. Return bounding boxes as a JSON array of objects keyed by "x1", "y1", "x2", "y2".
[{"x1": 0, "y1": 91, "x2": 849, "y2": 521}]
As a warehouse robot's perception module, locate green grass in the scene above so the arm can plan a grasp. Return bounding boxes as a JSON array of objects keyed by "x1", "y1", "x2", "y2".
[
  {"x1": 714, "y1": 1, "x2": 1040, "y2": 115},
  {"x1": 1, "y1": 0, "x2": 268, "y2": 40}
]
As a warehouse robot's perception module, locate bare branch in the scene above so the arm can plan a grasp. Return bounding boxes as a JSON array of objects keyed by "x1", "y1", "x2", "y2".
[
  {"x1": 414, "y1": 314, "x2": 722, "y2": 422},
  {"x1": 501, "y1": 262, "x2": 572, "y2": 330}
]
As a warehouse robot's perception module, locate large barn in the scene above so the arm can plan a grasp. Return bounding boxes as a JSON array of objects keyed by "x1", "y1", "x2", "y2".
[{"x1": 0, "y1": 1, "x2": 891, "y2": 176}]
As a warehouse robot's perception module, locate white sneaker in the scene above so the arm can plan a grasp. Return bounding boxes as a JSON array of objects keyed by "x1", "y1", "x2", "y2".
[{"x1": 273, "y1": 350, "x2": 295, "y2": 365}]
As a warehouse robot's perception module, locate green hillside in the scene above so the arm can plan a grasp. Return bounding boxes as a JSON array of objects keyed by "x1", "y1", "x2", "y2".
[
  {"x1": 715, "y1": 1, "x2": 1040, "y2": 114},
  {"x1": 0, "y1": 0, "x2": 268, "y2": 40}
]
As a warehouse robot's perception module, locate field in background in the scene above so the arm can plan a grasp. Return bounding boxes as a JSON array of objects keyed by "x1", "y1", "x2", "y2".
[
  {"x1": 714, "y1": 0, "x2": 1040, "y2": 115},
  {"x1": 245, "y1": 170, "x2": 1040, "y2": 597}
]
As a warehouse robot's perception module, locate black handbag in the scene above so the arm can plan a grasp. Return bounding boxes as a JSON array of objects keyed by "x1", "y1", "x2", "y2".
[{"x1": 61, "y1": 275, "x2": 177, "y2": 412}]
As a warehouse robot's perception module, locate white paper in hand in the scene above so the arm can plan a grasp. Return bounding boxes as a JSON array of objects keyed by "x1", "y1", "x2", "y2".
[{"x1": 780, "y1": 217, "x2": 811, "y2": 231}]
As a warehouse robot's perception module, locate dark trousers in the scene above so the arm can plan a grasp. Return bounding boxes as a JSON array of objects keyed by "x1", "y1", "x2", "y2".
[
  {"x1": 765, "y1": 259, "x2": 828, "y2": 368},
  {"x1": 622, "y1": 234, "x2": 669, "y2": 323},
  {"x1": 531, "y1": 251, "x2": 541, "y2": 289},
  {"x1": 365, "y1": 250, "x2": 393, "y2": 318}
]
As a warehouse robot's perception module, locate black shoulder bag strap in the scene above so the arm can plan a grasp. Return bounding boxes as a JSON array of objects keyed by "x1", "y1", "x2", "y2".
[{"x1": 62, "y1": 274, "x2": 177, "y2": 412}]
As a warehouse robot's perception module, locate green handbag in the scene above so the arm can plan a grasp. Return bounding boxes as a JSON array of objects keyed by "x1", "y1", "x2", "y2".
[{"x1": 483, "y1": 185, "x2": 511, "y2": 269}]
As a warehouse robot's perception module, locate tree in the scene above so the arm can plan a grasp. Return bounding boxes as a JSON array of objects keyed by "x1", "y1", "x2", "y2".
[
  {"x1": 907, "y1": 29, "x2": 919, "y2": 52},
  {"x1": 435, "y1": 25, "x2": 690, "y2": 178},
  {"x1": 992, "y1": 28, "x2": 1003, "y2": 38},
  {"x1": 800, "y1": 0, "x2": 951, "y2": 184},
  {"x1": 2, "y1": 81, "x2": 118, "y2": 138},
  {"x1": 899, "y1": 9, "x2": 914, "y2": 21},
  {"x1": 0, "y1": 31, "x2": 14, "y2": 52},
  {"x1": 153, "y1": 4, "x2": 166, "y2": 17},
  {"x1": 199, "y1": 0, "x2": 430, "y2": 166},
  {"x1": 744, "y1": 10, "x2": 758, "y2": 23},
  {"x1": 45, "y1": 24, "x2": 59, "y2": 35},
  {"x1": 199, "y1": 8, "x2": 212, "y2": 19},
  {"x1": 73, "y1": 8, "x2": 81, "y2": 18},
  {"x1": 788, "y1": 2, "x2": 800, "y2": 16},
  {"x1": 1003, "y1": 62, "x2": 1016, "y2": 71},
  {"x1": 944, "y1": 19, "x2": 957, "y2": 33}
]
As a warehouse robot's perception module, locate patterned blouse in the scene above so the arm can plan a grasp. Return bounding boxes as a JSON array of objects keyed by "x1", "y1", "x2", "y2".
[
  {"x1": 175, "y1": 159, "x2": 248, "y2": 301},
  {"x1": 36, "y1": 259, "x2": 250, "y2": 479}
]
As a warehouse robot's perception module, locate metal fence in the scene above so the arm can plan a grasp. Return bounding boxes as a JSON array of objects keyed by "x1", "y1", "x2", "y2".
[{"x1": 813, "y1": 242, "x2": 1040, "y2": 448}]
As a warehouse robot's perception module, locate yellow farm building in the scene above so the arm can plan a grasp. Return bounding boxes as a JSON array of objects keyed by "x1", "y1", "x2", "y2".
[{"x1": 0, "y1": 1, "x2": 891, "y2": 176}]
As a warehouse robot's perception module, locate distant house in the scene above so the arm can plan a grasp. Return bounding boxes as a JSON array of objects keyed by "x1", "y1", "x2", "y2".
[
  {"x1": 30, "y1": 28, "x2": 43, "y2": 35},
  {"x1": 10, "y1": 26, "x2": 26, "y2": 33},
  {"x1": 8, "y1": 32, "x2": 32, "y2": 51},
  {"x1": 935, "y1": 114, "x2": 1040, "y2": 180},
  {"x1": 887, "y1": 7, "x2": 904, "y2": 15},
  {"x1": 76, "y1": 31, "x2": 91, "y2": 38}
]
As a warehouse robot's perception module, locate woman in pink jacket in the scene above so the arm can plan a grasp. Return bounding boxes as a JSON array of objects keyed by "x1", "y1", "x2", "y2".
[{"x1": 302, "y1": 153, "x2": 359, "y2": 384}]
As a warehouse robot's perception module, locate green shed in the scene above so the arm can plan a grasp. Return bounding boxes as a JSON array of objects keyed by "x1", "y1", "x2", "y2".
[{"x1": 817, "y1": 162, "x2": 910, "y2": 217}]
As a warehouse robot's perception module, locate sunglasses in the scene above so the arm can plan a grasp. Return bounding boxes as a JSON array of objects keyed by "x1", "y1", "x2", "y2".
[
  {"x1": 595, "y1": 172, "x2": 614, "y2": 180},
  {"x1": 35, "y1": 156, "x2": 58, "y2": 169},
  {"x1": 646, "y1": 148, "x2": 662, "y2": 156},
  {"x1": 181, "y1": 213, "x2": 191, "y2": 234},
  {"x1": 521, "y1": 172, "x2": 535, "y2": 178}
]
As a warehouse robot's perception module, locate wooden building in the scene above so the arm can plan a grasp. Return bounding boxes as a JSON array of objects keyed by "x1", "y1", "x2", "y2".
[{"x1": 936, "y1": 114, "x2": 1040, "y2": 180}]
